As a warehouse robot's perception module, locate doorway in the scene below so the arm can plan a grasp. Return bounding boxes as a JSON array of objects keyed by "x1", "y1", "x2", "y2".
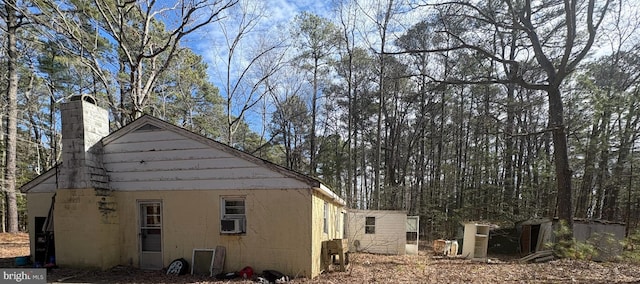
[
  {"x1": 139, "y1": 201, "x2": 162, "y2": 269},
  {"x1": 521, "y1": 224, "x2": 541, "y2": 254}
]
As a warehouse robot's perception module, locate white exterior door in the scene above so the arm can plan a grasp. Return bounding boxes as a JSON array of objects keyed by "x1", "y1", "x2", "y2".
[{"x1": 139, "y1": 201, "x2": 162, "y2": 269}]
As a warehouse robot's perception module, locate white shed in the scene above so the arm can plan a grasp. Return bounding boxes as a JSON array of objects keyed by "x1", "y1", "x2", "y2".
[{"x1": 345, "y1": 210, "x2": 407, "y2": 255}]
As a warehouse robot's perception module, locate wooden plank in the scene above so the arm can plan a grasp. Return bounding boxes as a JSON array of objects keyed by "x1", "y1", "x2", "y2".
[
  {"x1": 519, "y1": 253, "x2": 536, "y2": 262},
  {"x1": 322, "y1": 240, "x2": 348, "y2": 272},
  {"x1": 111, "y1": 177, "x2": 310, "y2": 191},
  {"x1": 105, "y1": 139, "x2": 207, "y2": 153},
  {"x1": 108, "y1": 130, "x2": 185, "y2": 144},
  {"x1": 104, "y1": 158, "x2": 257, "y2": 171},
  {"x1": 107, "y1": 168, "x2": 285, "y2": 182},
  {"x1": 521, "y1": 225, "x2": 532, "y2": 255},
  {"x1": 519, "y1": 250, "x2": 554, "y2": 263},
  {"x1": 103, "y1": 149, "x2": 234, "y2": 163},
  {"x1": 534, "y1": 255, "x2": 555, "y2": 263},
  {"x1": 211, "y1": 246, "x2": 226, "y2": 276}
]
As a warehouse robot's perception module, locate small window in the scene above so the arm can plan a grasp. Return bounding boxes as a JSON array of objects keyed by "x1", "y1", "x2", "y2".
[
  {"x1": 220, "y1": 197, "x2": 246, "y2": 234},
  {"x1": 323, "y1": 202, "x2": 329, "y2": 234},
  {"x1": 365, "y1": 217, "x2": 375, "y2": 234}
]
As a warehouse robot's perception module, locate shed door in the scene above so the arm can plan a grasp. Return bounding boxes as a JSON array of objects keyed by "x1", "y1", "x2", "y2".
[
  {"x1": 521, "y1": 225, "x2": 531, "y2": 255},
  {"x1": 139, "y1": 201, "x2": 162, "y2": 269}
]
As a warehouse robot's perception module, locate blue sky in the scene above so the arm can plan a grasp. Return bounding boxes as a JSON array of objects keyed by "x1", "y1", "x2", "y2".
[
  {"x1": 186, "y1": 0, "x2": 335, "y2": 54},
  {"x1": 180, "y1": 0, "x2": 425, "y2": 136},
  {"x1": 181, "y1": 0, "x2": 337, "y2": 134},
  {"x1": 268, "y1": 0, "x2": 334, "y2": 20}
]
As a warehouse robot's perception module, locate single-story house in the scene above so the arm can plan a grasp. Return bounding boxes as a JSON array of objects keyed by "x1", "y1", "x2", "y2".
[
  {"x1": 345, "y1": 210, "x2": 411, "y2": 255},
  {"x1": 21, "y1": 95, "x2": 346, "y2": 278}
]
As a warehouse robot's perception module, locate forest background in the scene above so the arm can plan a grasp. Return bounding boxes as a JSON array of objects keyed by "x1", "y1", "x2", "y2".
[{"x1": 1, "y1": 0, "x2": 639, "y2": 241}]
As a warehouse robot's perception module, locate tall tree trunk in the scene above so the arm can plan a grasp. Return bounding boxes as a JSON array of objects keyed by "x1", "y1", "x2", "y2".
[
  {"x1": 603, "y1": 107, "x2": 640, "y2": 220},
  {"x1": 548, "y1": 86, "x2": 573, "y2": 230},
  {"x1": 353, "y1": 101, "x2": 359, "y2": 209},
  {"x1": 309, "y1": 58, "x2": 319, "y2": 176},
  {"x1": 4, "y1": 0, "x2": 20, "y2": 233},
  {"x1": 576, "y1": 114, "x2": 606, "y2": 218},
  {"x1": 504, "y1": 83, "x2": 516, "y2": 215},
  {"x1": 374, "y1": 0, "x2": 394, "y2": 209},
  {"x1": 346, "y1": 74, "x2": 353, "y2": 209},
  {"x1": 503, "y1": 30, "x2": 518, "y2": 216},
  {"x1": 543, "y1": 133, "x2": 554, "y2": 216},
  {"x1": 416, "y1": 73, "x2": 428, "y2": 215},
  {"x1": 1, "y1": 104, "x2": 5, "y2": 233},
  {"x1": 593, "y1": 112, "x2": 613, "y2": 219},
  {"x1": 374, "y1": 68, "x2": 384, "y2": 210},
  {"x1": 49, "y1": 90, "x2": 58, "y2": 167},
  {"x1": 625, "y1": 146, "x2": 636, "y2": 235},
  {"x1": 593, "y1": 142, "x2": 611, "y2": 219}
]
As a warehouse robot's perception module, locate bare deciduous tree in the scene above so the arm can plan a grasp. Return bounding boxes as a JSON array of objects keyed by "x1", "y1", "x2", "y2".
[
  {"x1": 398, "y1": 0, "x2": 611, "y2": 232},
  {"x1": 214, "y1": 0, "x2": 285, "y2": 147},
  {"x1": 30, "y1": 0, "x2": 237, "y2": 125},
  {"x1": 1, "y1": 0, "x2": 25, "y2": 233}
]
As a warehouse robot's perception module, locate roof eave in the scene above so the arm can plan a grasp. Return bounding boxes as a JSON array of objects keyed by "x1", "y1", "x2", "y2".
[
  {"x1": 316, "y1": 183, "x2": 346, "y2": 206},
  {"x1": 19, "y1": 165, "x2": 58, "y2": 193}
]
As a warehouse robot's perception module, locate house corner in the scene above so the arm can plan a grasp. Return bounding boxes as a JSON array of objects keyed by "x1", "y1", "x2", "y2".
[{"x1": 53, "y1": 188, "x2": 120, "y2": 269}]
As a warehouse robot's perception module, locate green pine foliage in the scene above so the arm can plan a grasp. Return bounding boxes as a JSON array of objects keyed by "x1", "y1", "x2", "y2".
[
  {"x1": 550, "y1": 221, "x2": 598, "y2": 260},
  {"x1": 622, "y1": 230, "x2": 640, "y2": 263}
]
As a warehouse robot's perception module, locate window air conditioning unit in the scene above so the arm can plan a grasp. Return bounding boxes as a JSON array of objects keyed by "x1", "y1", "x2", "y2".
[{"x1": 221, "y1": 219, "x2": 244, "y2": 234}]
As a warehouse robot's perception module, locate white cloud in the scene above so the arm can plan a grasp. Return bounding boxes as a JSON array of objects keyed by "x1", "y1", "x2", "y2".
[{"x1": 267, "y1": 0, "x2": 301, "y2": 22}]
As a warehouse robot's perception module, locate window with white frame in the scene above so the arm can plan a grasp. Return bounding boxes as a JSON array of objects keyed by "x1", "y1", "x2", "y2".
[{"x1": 220, "y1": 197, "x2": 246, "y2": 234}]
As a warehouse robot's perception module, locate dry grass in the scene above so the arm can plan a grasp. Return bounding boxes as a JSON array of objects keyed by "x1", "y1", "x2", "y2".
[
  {"x1": 1, "y1": 233, "x2": 639, "y2": 283},
  {"x1": 0, "y1": 233, "x2": 30, "y2": 258}
]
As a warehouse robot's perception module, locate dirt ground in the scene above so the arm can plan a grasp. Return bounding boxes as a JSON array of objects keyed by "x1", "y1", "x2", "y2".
[{"x1": 2, "y1": 233, "x2": 640, "y2": 283}]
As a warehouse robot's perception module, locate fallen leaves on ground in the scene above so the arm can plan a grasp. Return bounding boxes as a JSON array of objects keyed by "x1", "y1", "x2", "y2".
[{"x1": 315, "y1": 253, "x2": 640, "y2": 283}]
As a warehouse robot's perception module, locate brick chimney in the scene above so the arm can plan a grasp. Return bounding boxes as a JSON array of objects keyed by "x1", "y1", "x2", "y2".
[{"x1": 58, "y1": 95, "x2": 110, "y2": 189}]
